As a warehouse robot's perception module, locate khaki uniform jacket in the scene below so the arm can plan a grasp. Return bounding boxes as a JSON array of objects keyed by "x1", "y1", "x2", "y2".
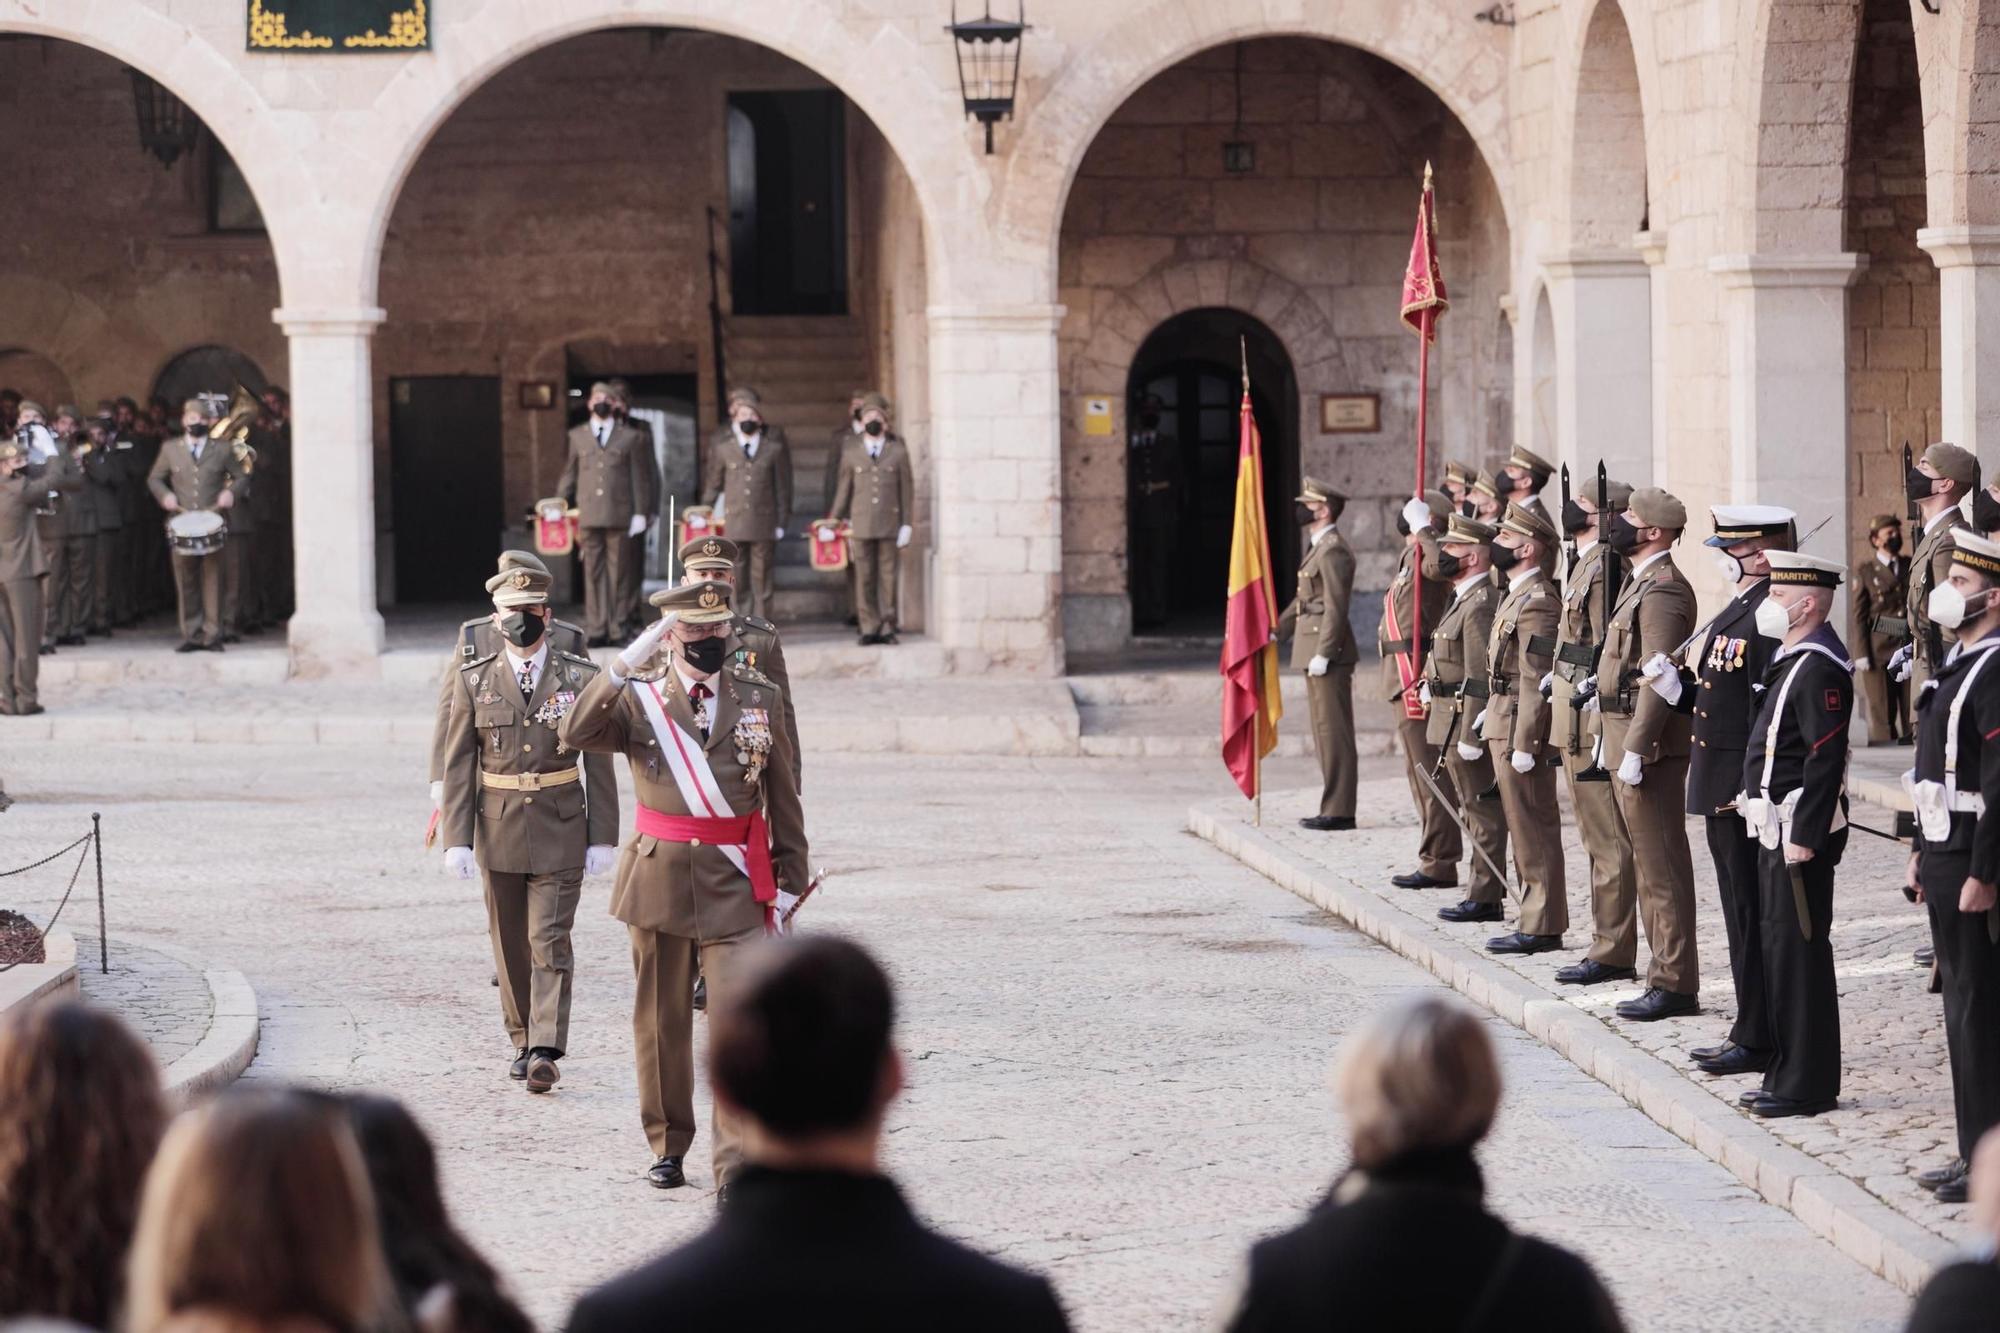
[
  {"x1": 147, "y1": 435, "x2": 246, "y2": 512},
  {"x1": 1849, "y1": 553, "x2": 1911, "y2": 662},
  {"x1": 1376, "y1": 531, "x2": 1452, "y2": 702},
  {"x1": 0, "y1": 472, "x2": 48, "y2": 581},
  {"x1": 1423, "y1": 573, "x2": 1498, "y2": 747},
  {"x1": 559, "y1": 662, "x2": 808, "y2": 940},
  {"x1": 61, "y1": 448, "x2": 101, "y2": 537},
  {"x1": 1278, "y1": 527, "x2": 1359, "y2": 670},
  {"x1": 1482, "y1": 569, "x2": 1559, "y2": 757},
  {"x1": 831, "y1": 433, "x2": 916, "y2": 539},
  {"x1": 824, "y1": 425, "x2": 858, "y2": 511},
  {"x1": 1909, "y1": 514, "x2": 1958, "y2": 688},
  {"x1": 729, "y1": 614, "x2": 801, "y2": 787},
  {"x1": 1550, "y1": 542, "x2": 1622, "y2": 751},
  {"x1": 704, "y1": 427, "x2": 793, "y2": 540},
  {"x1": 440, "y1": 648, "x2": 619, "y2": 875},
  {"x1": 1595, "y1": 553, "x2": 1696, "y2": 763},
  {"x1": 560, "y1": 421, "x2": 659, "y2": 529},
  {"x1": 427, "y1": 617, "x2": 589, "y2": 784}
]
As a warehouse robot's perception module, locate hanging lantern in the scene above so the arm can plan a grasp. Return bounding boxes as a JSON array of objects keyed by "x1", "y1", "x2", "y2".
[
  {"x1": 129, "y1": 70, "x2": 200, "y2": 168},
  {"x1": 946, "y1": 2, "x2": 1029, "y2": 155}
]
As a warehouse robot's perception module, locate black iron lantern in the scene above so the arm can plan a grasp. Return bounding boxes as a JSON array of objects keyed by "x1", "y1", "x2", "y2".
[
  {"x1": 946, "y1": 2, "x2": 1029, "y2": 155},
  {"x1": 129, "y1": 70, "x2": 200, "y2": 168}
]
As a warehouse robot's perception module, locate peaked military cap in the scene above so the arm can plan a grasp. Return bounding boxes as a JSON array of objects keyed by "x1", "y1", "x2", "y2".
[
  {"x1": 651, "y1": 578, "x2": 735, "y2": 624},
  {"x1": 681, "y1": 535, "x2": 739, "y2": 572},
  {"x1": 1422, "y1": 488, "x2": 1452, "y2": 521},
  {"x1": 859, "y1": 391, "x2": 891, "y2": 414},
  {"x1": 1499, "y1": 501, "x2": 1558, "y2": 546},
  {"x1": 496, "y1": 549, "x2": 550, "y2": 577},
  {"x1": 1627, "y1": 487, "x2": 1687, "y2": 531},
  {"x1": 1443, "y1": 459, "x2": 1474, "y2": 487},
  {"x1": 1504, "y1": 445, "x2": 1555, "y2": 484},
  {"x1": 727, "y1": 385, "x2": 763, "y2": 410},
  {"x1": 1297, "y1": 476, "x2": 1346, "y2": 504},
  {"x1": 487, "y1": 564, "x2": 551, "y2": 609},
  {"x1": 1469, "y1": 469, "x2": 1502, "y2": 501},
  {"x1": 1442, "y1": 512, "x2": 1498, "y2": 545},
  {"x1": 1867, "y1": 513, "x2": 1902, "y2": 535},
  {"x1": 1765, "y1": 550, "x2": 1844, "y2": 588},
  {"x1": 1922, "y1": 442, "x2": 1979, "y2": 491},
  {"x1": 1705, "y1": 504, "x2": 1796, "y2": 548},
  {"x1": 1952, "y1": 528, "x2": 2000, "y2": 578}
]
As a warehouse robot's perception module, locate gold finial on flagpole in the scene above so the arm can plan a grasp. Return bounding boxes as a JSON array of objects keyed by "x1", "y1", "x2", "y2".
[{"x1": 1423, "y1": 159, "x2": 1434, "y2": 191}]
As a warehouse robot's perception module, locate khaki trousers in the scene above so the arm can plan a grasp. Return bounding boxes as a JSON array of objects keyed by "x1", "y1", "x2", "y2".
[
  {"x1": 483, "y1": 869, "x2": 582, "y2": 1056},
  {"x1": 0, "y1": 578, "x2": 41, "y2": 711},
  {"x1": 630, "y1": 925, "x2": 757, "y2": 1183},
  {"x1": 1858, "y1": 665, "x2": 1909, "y2": 744},
  {"x1": 1611, "y1": 755, "x2": 1700, "y2": 994},
  {"x1": 852, "y1": 537, "x2": 900, "y2": 636},
  {"x1": 39, "y1": 540, "x2": 62, "y2": 646},
  {"x1": 1564, "y1": 749, "x2": 1637, "y2": 967},
  {"x1": 1391, "y1": 702, "x2": 1460, "y2": 879},
  {"x1": 56, "y1": 534, "x2": 93, "y2": 638},
  {"x1": 171, "y1": 549, "x2": 223, "y2": 644},
  {"x1": 1305, "y1": 666, "x2": 1357, "y2": 820},
  {"x1": 93, "y1": 530, "x2": 120, "y2": 628},
  {"x1": 576, "y1": 527, "x2": 635, "y2": 639},
  {"x1": 1444, "y1": 743, "x2": 1507, "y2": 904},
  {"x1": 618, "y1": 531, "x2": 647, "y2": 629},
  {"x1": 1491, "y1": 746, "x2": 1567, "y2": 936},
  {"x1": 738, "y1": 541, "x2": 776, "y2": 620}
]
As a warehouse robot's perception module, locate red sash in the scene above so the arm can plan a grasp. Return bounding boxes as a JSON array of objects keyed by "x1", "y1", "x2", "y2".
[
  {"x1": 634, "y1": 804, "x2": 778, "y2": 905},
  {"x1": 1385, "y1": 570, "x2": 1425, "y2": 721}
]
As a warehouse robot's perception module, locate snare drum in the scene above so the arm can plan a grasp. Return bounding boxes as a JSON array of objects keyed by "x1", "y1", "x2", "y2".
[{"x1": 166, "y1": 510, "x2": 227, "y2": 557}]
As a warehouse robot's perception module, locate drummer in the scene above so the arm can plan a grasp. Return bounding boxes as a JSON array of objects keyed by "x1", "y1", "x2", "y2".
[{"x1": 146, "y1": 396, "x2": 247, "y2": 653}]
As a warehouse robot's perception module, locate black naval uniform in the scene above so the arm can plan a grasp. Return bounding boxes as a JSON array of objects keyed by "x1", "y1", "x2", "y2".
[
  {"x1": 1677, "y1": 580, "x2": 1779, "y2": 1055},
  {"x1": 1914, "y1": 631, "x2": 2000, "y2": 1163},
  {"x1": 1740, "y1": 624, "x2": 1851, "y2": 1105}
]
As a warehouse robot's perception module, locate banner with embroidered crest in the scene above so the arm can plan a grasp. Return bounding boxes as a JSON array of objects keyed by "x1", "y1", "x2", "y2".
[
  {"x1": 679, "y1": 505, "x2": 724, "y2": 550},
  {"x1": 533, "y1": 496, "x2": 578, "y2": 556},
  {"x1": 809, "y1": 519, "x2": 851, "y2": 572}
]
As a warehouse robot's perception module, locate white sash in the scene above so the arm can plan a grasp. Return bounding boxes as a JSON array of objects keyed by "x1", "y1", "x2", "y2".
[{"x1": 631, "y1": 678, "x2": 752, "y2": 883}]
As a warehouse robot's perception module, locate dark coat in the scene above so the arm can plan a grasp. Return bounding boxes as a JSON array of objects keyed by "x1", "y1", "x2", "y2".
[
  {"x1": 565, "y1": 1167, "x2": 1070, "y2": 1333},
  {"x1": 1903, "y1": 1258, "x2": 2000, "y2": 1333},
  {"x1": 1218, "y1": 1148, "x2": 1625, "y2": 1333},
  {"x1": 1679, "y1": 580, "x2": 1779, "y2": 816},
  {"x1": 1737, "y1": 626, "x2": 1853, "y2": 859}
]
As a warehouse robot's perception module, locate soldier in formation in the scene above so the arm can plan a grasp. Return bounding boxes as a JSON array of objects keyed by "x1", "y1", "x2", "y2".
[
  {"x1": 703, "y1": 386, "x2": 792, "y2": 621},
  {"x1": 829, "y1": 393, "x2": 915, "y2": 646},
  {"x1": 1852, "y1": 513, "x2": 1912, "y2": 745},
  {"x1": 1419, "y1": 511, "x2": 1508, "y2": 921},
  {"x1": 560, "y1": 381, "x2": 661, "y2": 647},
  {"x1": 1278, "y1": 478, "x2": 1358, "y2": 832}
]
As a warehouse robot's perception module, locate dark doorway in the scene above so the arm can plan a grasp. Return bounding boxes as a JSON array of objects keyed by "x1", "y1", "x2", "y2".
[
  {"x1": 726, "y1": 90, "x2": 847, "y2": 316},
  {"x1": 1126, "y1": 309, "x2": 1297, "y2": 634},
  {"x1": 153, "y1": 345, "x2": 269, "y2": 407},
  {"x1": 390, "y1": 375, "x2": 502, "y2": 602}
]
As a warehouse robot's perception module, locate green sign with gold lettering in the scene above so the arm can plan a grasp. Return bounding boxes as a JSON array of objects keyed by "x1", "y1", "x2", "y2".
[{"x1": 247, "y1": 0, "x2": 429, "y2": 52}]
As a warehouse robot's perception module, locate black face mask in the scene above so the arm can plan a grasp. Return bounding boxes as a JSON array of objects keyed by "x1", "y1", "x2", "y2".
[
  {"x1": 864, "y1": 420, "x2": 886, "y2": 437},
  {"x1": 681, "y1": 635, "x2": 728, "y2": 674},
  {"x1": 1488, "y1": 541, "x2": 1522, "y2": 573},
  {"x1": 740, "y1": 419, "x2": 762, "y2": 436},
  {"x1": 1394, "y1": 514, "x2": 1411, "y2": 538},
  {"x1": 1882, "y1": 532, "x2": 1904, "y2": 555},
  {"x1": 1561, "y1": 498, "x2": 1592, "y2": 536},
  {"x1": 1976, "y1": 489, "x2": 2000, "y2": 534},
  {"x1": 1908, "y1": 467, "x2": 1938, "y2": 503},
  {"x1": 186, "y1": 422, "x2": 209, "y2": 438},
  {"x1": 1294, "y1": 501, "x2": 1316, "y2": 527},
  {"x1": 591, "y1": 401, "x2": 614, "y2": 419},
  {"x1": 1605, "y1": 515, "x2": 1642, "y2": 555},
  {"x1": 1459, "y1": 500, "x2": 1476, "y2": 519},
  {"x1": 1434, "y1": 549, "x2": 1463, "y2": 578},
  {"x1": 499, "y1": 611, "x2": 545, "y2": 649}
]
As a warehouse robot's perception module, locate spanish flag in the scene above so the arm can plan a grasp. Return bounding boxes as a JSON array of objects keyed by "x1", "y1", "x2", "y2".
[{"x1": 1220, "y1": 383, "x2": 1282, "y2": 799}]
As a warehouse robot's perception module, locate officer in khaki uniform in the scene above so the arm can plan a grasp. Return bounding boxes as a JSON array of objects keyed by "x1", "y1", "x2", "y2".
[
  {"x1": 1424, "y1": 513, "x2": 1508, "y2": 923},
  {"x1": 440, "y1": 564, "x2": 619, "y2": 1094},
  {"x1": 1468, "y1": 469, "x2": 1504, "y2": 523},
  {"x1": 1277, "y1": 477, "x2": 1358, "y2": 830},
  {"x1": 1851, "y1": 514, "x2": 1911, "y2": 744},
  {"x1": 1550, "y1": 473, "x2": 1640, "y2": 986},
  {"x1": 559, "y1": 380, "x2": 661, "y2": 645},
  {"x1": 830, "y1": 392, "x2": 916, "y2": 645},
  {"x1": 1442, "y1": 459, "x2": 1474, "y2": 509},
  {"x1": 703, "y1": 386, "x2": 793, "y2": 621},
  {"x1": 146, "y1": 397, "x2": 247, "y2": 652},
  {"x1": 1494, "y1": 445, "x2": 1559, "y2": 578},
  {"x1": 1481, "y1": 502, "x2": 1566, "y2": 952},
  {"x1": 1385, "y1": 490, "x2": 1461, "y2": 889},
  {"x1": 0, "y1": 440, "x2": 49, "y2": 715},
  {"x1": 1597, "y1": 486, "x2": 1702, "y2": 1022},
  {"x1": 560, "y1": 580, "x2": 809, "y2": 1193},
  {"x1": 1898, "y1": 442, "x2": 1979, "y2": 695}
]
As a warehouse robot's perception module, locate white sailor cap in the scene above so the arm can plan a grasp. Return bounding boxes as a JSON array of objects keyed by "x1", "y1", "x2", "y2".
[
  {"x1": 1951, "y1": 528, "x2": 2000, "y2": 578},
  {"x1": 1765, "y1": 550, "x2": 1843, "y2": 588},
  {"x1": 1705, "y1": 504, "x2": 1797, "y2": 548}
]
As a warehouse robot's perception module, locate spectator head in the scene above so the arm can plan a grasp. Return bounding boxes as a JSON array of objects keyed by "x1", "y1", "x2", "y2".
[
  {"x1": 0, "y1": 1001, "x2": 166, "y2": 1328},
  {"x1": 1334, "y1": 996, "x2": 1501, "y2": 1172},
  {"x1": 125, "y1": 1087, "x2": 392, "y2": 1333},
  {"x1": 710, "y1": 936, "x2": 900, "y2": 1155}
]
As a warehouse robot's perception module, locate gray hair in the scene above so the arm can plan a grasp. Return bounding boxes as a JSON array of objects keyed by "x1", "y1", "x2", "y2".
[{"x1": 1334, "y1": 996, "x2": 1501, "y2": 1170}]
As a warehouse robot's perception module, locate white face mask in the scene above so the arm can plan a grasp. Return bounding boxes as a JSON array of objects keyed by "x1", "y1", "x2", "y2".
[
  {"x1": 1713, "y1": 551, "x2": 1744, "y2": 584},
  {"x1": 1754, "y1": 596, "x2": 1798, "y2": 640},
  {"x1": 1929, "y1": 583, "x2": 1989, "y2": 631}
]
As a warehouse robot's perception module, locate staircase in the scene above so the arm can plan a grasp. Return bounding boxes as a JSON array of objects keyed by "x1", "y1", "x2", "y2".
[{"x1": 722, "y1": 314, "x2": 872, "y2": 623}]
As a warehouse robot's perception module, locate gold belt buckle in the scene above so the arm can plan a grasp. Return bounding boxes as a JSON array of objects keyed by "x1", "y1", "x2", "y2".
[{"x1": 515, "y1": 771, "x2": 545, "y2": 792}]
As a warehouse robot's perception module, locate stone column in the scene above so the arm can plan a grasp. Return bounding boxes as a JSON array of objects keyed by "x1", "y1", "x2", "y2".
[
  {"x1": 1634, "y1": 229, "x2": 1669, "y2": 482},
  {"x1": 274, "y1": 306, "x2": 387, "y2": 677},
  {"x1": 1540, "y1": 249, "x2": 1653, "y2": 485},
  {"x1": 925, "y1": 303, "x2": 1065, "y2": 676},
  {"x1": 1918, "y1": 226, "x2": 2000, "y2": 470}
]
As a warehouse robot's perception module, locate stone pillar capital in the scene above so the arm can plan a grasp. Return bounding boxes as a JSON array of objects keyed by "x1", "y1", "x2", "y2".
[
  {"x1": 1707, "y1": 252, "x2": 1867, "y2": 290},
  {"x1": 1916, "y1": 226, "x2": 2000, "y2": 269},
  {"x1": 272, "y1": 306, "x2": 388, "y2": 337},
  {"x1": 1632, "y1": 229, "x2": 1667, "y2": 267}
]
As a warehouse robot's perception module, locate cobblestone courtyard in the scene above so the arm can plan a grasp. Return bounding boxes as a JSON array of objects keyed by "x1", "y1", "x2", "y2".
[{"x1": 2, "y1": 741, "x2": 1915, "y2": 1330}]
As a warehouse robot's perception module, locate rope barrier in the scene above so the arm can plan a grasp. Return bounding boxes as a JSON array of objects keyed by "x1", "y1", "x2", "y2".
[{"x1": 0, "y1": 819, "x2": 106, "y2": 974}]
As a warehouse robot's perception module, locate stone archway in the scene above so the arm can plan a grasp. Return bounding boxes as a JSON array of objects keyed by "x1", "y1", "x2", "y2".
[{"x1": 0, "y1": 350, "x2": 74, "y2": 412}]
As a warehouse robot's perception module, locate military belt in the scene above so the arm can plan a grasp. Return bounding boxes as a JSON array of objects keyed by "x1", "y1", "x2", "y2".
[
  {"x1": 1873, "y1": 614, "x2": 1911, "y2": 640},
  {"x1": 480, "y1": 767, "x2": 581, "y2": 792},
  {"x1": 1488, "y1": 677, "x2": 1513, "y2": 696},
  {"x1": 1380, "y1": 636, "x2": 1431, "y2": 656},
  {"x1": 1457, "y1": 679, "x2": 1491, "y2": 700}
]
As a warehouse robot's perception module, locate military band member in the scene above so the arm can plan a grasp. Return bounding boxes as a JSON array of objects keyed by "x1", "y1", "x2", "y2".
[
  {"x1": 826, "y1": 389, "x2": 867, "y2": 515},
  {"x1": 0, "y1": 439, "x2": 48, "y2": 715},
  {"x1": 560, "y1": 381, "x2": 661, "y2": 647},
  {"x1": 1908, "y1": 529, "x2": 2000, "y2": 1201},
  {"x1": 1896, "y1": 442, "x2": 1979, "y2": 695},
  {"x1": 559, "y1": 580, "x2": 809, "y2": 1193},
  {"x1": 147, "y1": 397, "x2": 246, "y2": 654},
  {"x1": 1385, "y1": 491, "x2": 1462, "y2": 890},
  {"x1": 218, "y1": 422, "x2": 257, "y2": 644},
  {"x1": 1278, "y1": 477, "x2": 1358, "y2": 831},
  {"x1": 703, "y1": 387, "x2": 792, "y2": 621},
  {"x1": 1481, "y1": 502, "x2": 1566, "y2": 953},
  {"x1": 1600, "y1": 487, "x2": 1702, "y2": 1021},
  {"x1": 1551, "y1": 473, "x2": 1640, "y2": 987},
  {"x1": 830, "y1": 393, "x2": 915, "y2": 646},
  {"x1": 1423, "y1": 514, "x2": 1508, "y2": 923},
  {"x1": 439, "y1": 564, "x2": 618, "y2": 1095},
  {"x1": 51, "y1": 409, "x2": 97, "y2": 647},
  {"x1": 1852, "y1": 513, "x2": 1912, "y2": 745},
  {"x1": 85, "y1": 410, "x2": 123, "y2": 637}
]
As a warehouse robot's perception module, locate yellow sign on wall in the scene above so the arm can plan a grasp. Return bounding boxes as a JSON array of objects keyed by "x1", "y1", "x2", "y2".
[{"x1": 1082, "y1": 396, "x2": 1114, "y2": 436}]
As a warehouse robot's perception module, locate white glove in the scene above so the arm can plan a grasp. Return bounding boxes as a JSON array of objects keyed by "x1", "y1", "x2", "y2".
[
  {"x1": 1418, "y1": 680, "x2": 1432, "y2": 707},
  {"x1": 1582, "y1": 693, "x2": 1600, "y2": 714},
  {"x1": 444, "y1": 846, "x2": 476, "y2": 880},
  {"x1": 1307, "y1": 655, "x2": 1330, "y2": 677},
  {"x1": 896, "y1": 524, "x2": 913, "y2": 549},
  {"x1": 1641, "y1": 653, "x2": 1682, "y2": 705},
  {"x1": 1510, "y1": 750, "x2": 1536, "y2": 774},
  {"x1": 1889, "y1": 642, "x2": 1914, "y2": 682},
  {"x1": 1456, "y1": 740, "x2": 1484, "y2": 762},
  {"x1": 1617, "y1": 751, "x2": 1645, "y2": 786},
  {"x1": 1471, "y1": 709, "x2": 1487, "y2": 732},
  {"x1": 1575, "y1": 674, "x2": 1598, "y2": 700},
  {"x1": 1538, "y1": 671, "x2": 1554, "y2": 694},
  {"x1": 686, "y1": 512, "x2": 709, "y2": 530},
  {"x1": 627, "y1": 513, "x2": 647, "y2": 538},
  {"x1": 774, "y1": 526, "x2": 785, "y2": 541},
  {"x1": 1401, "y1": 497, "x2": 1433, "y2": 532},
  {"x1": 1853, "y1": 657, "x2": 1871, "y2": 672},
  {"x1": 1638, "y1": 652, "x2": 1671, "y2": 681},
  {"x1": 770, "y1": 887, "x2": 801, "y2": 936},
  {"x1": 429, "y1": 780, "x2": 442, "y2": 810},
  {"x1": 616, "y1": 614, "x2": 676, "y2": 679},
  {"x1": 585, "y1": 845, "x2": 617, "y2": 877}
]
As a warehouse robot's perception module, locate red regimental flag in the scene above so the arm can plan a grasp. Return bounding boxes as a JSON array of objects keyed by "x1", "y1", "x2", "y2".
[
  {"x1": 1400, "y1": 166, "x2": 1449, "y2": 340},
  {"x1": 1220, "y1": 389, "x2": 1283, "y2": 799}
]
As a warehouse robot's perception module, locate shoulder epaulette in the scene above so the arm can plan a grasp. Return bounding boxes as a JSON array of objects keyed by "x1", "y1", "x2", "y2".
[
  {"x1": 740, "y1": 615, "x2": 776, "y2": 633},
  {"x1": 554, "y1": 617, "x2": 585, "y2": 636},
  {"x1": 731, "y1": 662, "x2": 775, "y2": 688},
  {"x1": 558, "y1": 650, "x2": 598, "y2": 668},
  {"x1": 461, "y1": 651, "x2": 498, "y2": 671},
  {"x1": 457, "y1": 618, "x2": 485, "y2": 657}
]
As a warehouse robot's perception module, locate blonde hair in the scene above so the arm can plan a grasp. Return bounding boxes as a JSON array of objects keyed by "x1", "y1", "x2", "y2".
[
  {"x1": 1334, "y1": 997, "x2": 1501, "y2": 1170},
  {"x1": 125, "y1": 1089, "x2": 394, "y2": 1333}
]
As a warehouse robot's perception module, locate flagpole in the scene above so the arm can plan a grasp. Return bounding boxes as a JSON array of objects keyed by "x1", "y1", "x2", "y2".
[
  {"x1": 1243, "y1": 336, "x2": 1262, "y2": 829},
  {"x1": 1411, "y1": 162, "x2": 1434, "y2": 694}
]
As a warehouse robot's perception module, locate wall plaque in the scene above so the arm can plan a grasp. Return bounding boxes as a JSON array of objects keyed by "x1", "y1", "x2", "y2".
[
  {"x1": 1319, "y1": 393, "x2": 1380, "y2": 434},
  {"x1": 248, "y1": 0, "x2": 430, "y2": 51},
  {"x1": 1082, "y1": 396, "x2": 1115, "y2": 437}
]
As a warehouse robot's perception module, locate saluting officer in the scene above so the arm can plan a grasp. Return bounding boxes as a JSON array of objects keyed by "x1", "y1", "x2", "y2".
[
  {"x1": 559, "y1": 380, "x2": 661, "y2": 647},
  {"x1": 1852, "y1": 513, "x2": 1912, "y2": 745},
  {"x1": 0, "y1": 439, "x2": 48, "y2": 716},
  {"x1": 559, "y1": 580, "x2": 808, "y2": 1195},
  {"x1": 1599, "y1": 487, "x2": 1702, "y2": 1022},
  {"x1": 439, "y1": 564, "x2": 619, "y2": 1095},
  {"x1": 1278, "y1": 477, "x2": 1358, "y2": 831},
  {"x1": 1898, "y1": 442, "x2": 1980, "y2": 694},
  {"x1": 1551, "y1": 472, "x2": 1639, "y2": 988},
  {"x1": 830, "y1": 392, "x2": 916, "y2": 646},
  {"x1": 1423, "y1": 513, "x2": 1508, "y2": 925},
  {"x1": 678, "y1": 535, "x2": 801, "y2": 789},
  {"x1": 1385, "y1": 490, "x2": 1462, "y2": 891},
  {"x1": 1481, "y1": 502, "x2": 1566, "y2": 955},
  {"x1": 703, "y1": 386, "x2": 792, "y2": 621}
]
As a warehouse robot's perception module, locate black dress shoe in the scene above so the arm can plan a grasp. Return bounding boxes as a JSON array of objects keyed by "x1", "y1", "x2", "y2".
[
  {"x1": 1555, "y1": 959, "x2": 1636, "y2": 986},
  {"x1": 509, "y1": 1048, "x2": 529, "y2": 1081},
  {"x1": 693, "y1": 975, "x2": 707, "y2": 1012},
  {"x1": 1615, "y1": 987, "x2": 1699, "y2": 1021},
  {"x1": 1919, "y1": 1158, "x2": 1967, "y2": 1191},
  {"x1": 1391, "y1": 870, "x2": 1458, "y2": 890},
  {"x1": 1486, "y1": 931, "x2": 1564, "y2": 955},
  {"x1": 16, "y1": 704, "x2": 43, "y2": 716},
  {"x1": 1689, "y1": 1040, "x2": 1736, "y2": 1063},
  {"x1": 221, "y1": 633, "x2": 241, "y2": 644},
  {"x1": 1936, "y1": 1173, "x2": 1970, "y2": 1203},
  {"x1": 1695, "y1": 1045, "x2": 1770, "y2": 1076},
  {"x1": 202, "y1": 641, "x2": 225, "y2": 653},
  {"x1": 1915, "y1": 945, "x2": 1936, "y2": 967},
  {"x1": 881, "y1": 632, "x2": 900, "y2": 645},
  {"x1": 525, "y1": 1049, "x2": 560, "y2": 1094},
  {"x1": 1298, "y1": 815, "x2": 1355, "y2": 831},
  {"x1": 1746, "y1": 1093, "x2": 1836, "y2": 1119},
  {"x1": 175, "y1": 640, "x2": 200, "y2": 653},
  {"x1": 1438, "y1": 900, "x2": 1503, "y2": 923},
  {"x1": 647, "y1": 1155, "x2": 686, "y2": 1189},
  {"x1": 1738, "y1": 1088, "x2": 1763, "y2": 1105}
]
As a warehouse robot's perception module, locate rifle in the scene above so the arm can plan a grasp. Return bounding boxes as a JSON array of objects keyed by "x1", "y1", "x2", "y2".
[
  {"x1": 1905, "y1": 442, "x2": 1918, "y2": 527},
  {"x1": 1558, "y1": 463, "x2": 1574, "y2": 601},
  {"x1": 1574, "y1": 463, "x2": 1618, "y2": 780}
]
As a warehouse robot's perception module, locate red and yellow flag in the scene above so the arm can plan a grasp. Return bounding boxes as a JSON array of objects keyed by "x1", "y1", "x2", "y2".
[
  {"x1": 1400, "y1": 161, "x2": 1449, "y2": 339},
  {"x1": 1220, "y1": 386, "x2": 1282, "y2": 799}
]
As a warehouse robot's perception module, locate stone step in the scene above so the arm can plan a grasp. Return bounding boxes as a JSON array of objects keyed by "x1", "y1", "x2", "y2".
[
  {"x1": 1074, "y1": 702, "x2": 1395, "y2": 759},
  {"x1": 1068, "y1": 671, "x2": 1323, "y2": 708}
]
